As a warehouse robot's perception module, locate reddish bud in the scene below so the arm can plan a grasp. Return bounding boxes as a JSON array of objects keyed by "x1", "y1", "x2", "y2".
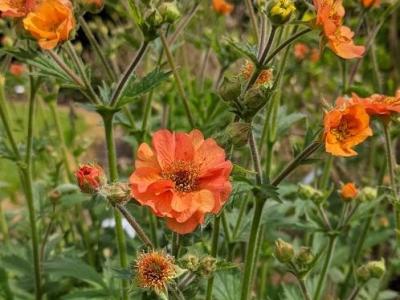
[{"x1": 75, "y1": 163, "x2": 107, "y2": 194}]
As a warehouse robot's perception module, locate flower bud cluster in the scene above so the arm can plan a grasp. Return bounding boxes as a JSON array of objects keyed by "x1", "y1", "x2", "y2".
[{"x1": 356, "y1": 259, "x2": 385, "y2": 282}]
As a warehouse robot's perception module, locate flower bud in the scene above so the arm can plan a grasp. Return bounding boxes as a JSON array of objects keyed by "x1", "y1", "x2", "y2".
[
  {"x1": 274, "y1": 239, "x2": 294, "y2": 263},
  {"x1": 295, "y1": 247, "x2": 314, "y2": 267},
  {"x1": 103, "y1": 182, "x2": 131, "y2": 206},
  {"x1": 366, "y1": 259, "x2": 385, "y2": 278},
  {"x1": 179, "y1": 254, "x2": 200, "y2": 272},
  {"x1": 75, "y1": 163, "x2": 107, "y2": 194},
  {"x1": 48, "y1": 189, "x2": 61, "y2": 205},
  {"x1": 378, "y1": 216, "x2": 389, "y2": 228},
  {"x1": 340, "y1": 182, "x2": 358, "y2": 201},
  {"x1": 225, "y1": 122, "x2": 251, "y2": 146},
  {"x1": 356, "y1": 265, "x2": 370, "y2": 282},
  {"x1": 146, "y1": 9, "x2": 163, "y2": 28},
  {"x1": 359, "y1": 187, "x2": 377, "y2": 202},
  {"x1": 267, "y1": 0, "x2": 296, "y2": 25},
  {"x1": 218, "y1": 78, "x2": 241, "y2": 103},
  {"x1": 199, "y1": 256, "x2": 217, "y2": 277},
  {"x1": 242, "y1": 87, "x2": 268, "y2": 120},
  {"x1": 158, "y1": 2, "x2": 181, "y2": 24},
  {"x1": 141, "y1": 10, "x2": 163, "y2": 41}
]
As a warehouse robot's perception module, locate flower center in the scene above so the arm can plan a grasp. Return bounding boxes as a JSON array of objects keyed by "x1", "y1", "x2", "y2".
[
  {"x1": 331, "y1": 120, "x2": 349, "y2": 141},
  {"x1": 162, "y1": 160, "x2": 199, "y2": 193}
]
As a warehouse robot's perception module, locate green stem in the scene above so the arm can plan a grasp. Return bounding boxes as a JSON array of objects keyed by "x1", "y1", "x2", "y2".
[
  {"x1": 205, "y1": 216, "x2": 221, "y2": 300},
  {"x1": 244, "y1": 0, "x2": 259, "y2": 44},
  {"x1": 299, "y1": 278, "x2": 312, "y2": 300},
  {"x1": 24, "y1": 77, "x2": 43, "y2": 300},
  {"x1": 0, "y1": 201, "x2": 9, "y2": 244},
  {"x1": 313, "y1": 235, "x2": 337, "y2": 300},
  {"x1": 48, "y1": 101, "x2": 74, "y2": 181},
  {"x1": 102, "y1": 114, "x2": 128, "y2": 300},
  {"x1": 78, "y1": 16, "x2": 117, "y2": 82},
  {"x1": 172, "y1": 232, "x2": 180, "y2": 257},
  {"x1": 110, "y1": 41, "x2": 149, "y2": 108},
  {"x1": 65, "y1": 42, "x2": 101, "y2": 105},
  {"x1": 319, "y1": 156, "x2": 333, "y2": 190},
  {"x1": 160, "y1": 33, "x2": 195, "y2": 127},
  {"x1": 382, "y1": 122, "x2": 400, "y2": 243}
]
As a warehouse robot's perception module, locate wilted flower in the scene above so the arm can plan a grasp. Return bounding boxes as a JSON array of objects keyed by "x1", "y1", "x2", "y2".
[
  {"x1": 199, "y1": 256, "x2": 217, "y2": 277},
  {"x1": 75, "y1": 163, "x2": 107, "y2": 194},
  {"x1": 103, "y1": 182, "x2": 131, "y2": 206},
  {"x1": 212, "y1": 0, "x2": 234, "y2": 15},
  {"x1": 134, "y1": 250, "x2": 176, "y2": 293},
  {"x1": 340, "y1": 182, "x2": 358, "y2": 201},
  {"x1": 179, "y1": 254, "x2": 200, "y2": 272},
  {"x1": 130, "y1": 129, "x2": 232, "y2": 234},
  {"x1": 240, "y1": 61, "x2": 274, "y2": 89},
  {"x1": 225, "y1": 122, "x2": 251, "y2": 146},
  {"x1": 313, "y1": 0, "x2": 365, "y2": 59},
  {"x1": 274, "y1": 239, "x2": 294, "y2": 263},
  {"x1": 0, "y1": 0, "x2": 37, "y2": 18},
  {"x1": 23, "y1": 0, "x2": 75, "y2": 50},
  {"x1": 323, "y1": 100, "x2": 372, "y2": 157}
]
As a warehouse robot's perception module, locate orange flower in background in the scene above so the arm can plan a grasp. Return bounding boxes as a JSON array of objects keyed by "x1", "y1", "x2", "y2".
[
  {"x1": 294, "y1": 43, "x2": 310, "y2": 60},
  {"x1": 340, "y1": 182, "x2": 358, "y2": 200},
  {"x1": 23, "y1": 0, "x2": 75, "y2": 50},
  {"x1": 9, "y1": 63, "x2": 25, "y2": 77},
  {"x1": 0, "y1": 0, "x2": 37, "y2": 18},
  {"x1": 212, "y1": 0, "x2": 234, "y2": 15},
  {"x1": 135, "y1": 250, "x2": 176, "y2": 293},
  {"x1": 324, "y1": 101, "x2": 372, "y2": 157},
  {"x1": 313, "y1": 0, "x2": 365, "y2": 59},
  {"x1": 310, "y1": 48, "x2": 321, "y2": 62},
  {"x1": 75, "y1": 163, "x2": 107, "y2": 194},
  {"x1": 362, "y1": 0, "x2": 380, "y2": 8},
  {"x1": 352, "y1": 92, "x2": 400, "y2": 116},
  {"x1": 130, "y1": 129, "x2": 232, "y2": 234}
]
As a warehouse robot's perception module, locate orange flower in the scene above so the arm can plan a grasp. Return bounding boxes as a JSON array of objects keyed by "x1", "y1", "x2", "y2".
[
  {"x1": 9, "y1": 63, "x2": 25, "y2": 77},
  {"x1": 130, "y1": 129, "x2": 232, "y2": 234},
  {"x1": 313, "y1": 0, "x2": 365, "y2": 59},
  {"x1": 310, "y1": 48, "x2": 321, "y2": 62},
  {"x1": 0, "y1": 0, "x2": 37, "y2": 18},
  {"x1": 326, "y1": 26, "x2": 365, "y2": 59},
  {"x1": 352, "y1": 92, "x2": 400, "y2": 116},
  {"x1": 23, "y1": 0, "x2": 75, "y2": 50},
  {"x1": 324, "y1": 101, "x2": 372, "y2": 157},
  {"x1": 135, "y1": 250, "x2": 176, "y2": 293},
  {"x1": 294, "y1": 43, "x2": 310, "y2": 60},
  {"x1": 362, "y1": 0, "x2": 380, "y2": 8},
  {"x1": 340, "y1": 182, "x2": 358, "y2": 200},
  {"x1": 212, "y1": 0, "x2": 234, "y2": 15},
  {"x1": 75, "y1": 163, "x2": 107, "y2": 194}
]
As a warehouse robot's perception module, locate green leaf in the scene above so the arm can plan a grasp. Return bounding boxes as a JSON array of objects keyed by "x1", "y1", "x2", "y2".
[
  {"x1": 118, "y1": 69, "x2": 171, "y2": 107},
  {"x1": 213, "y1": 272, "x2": 241, "y2": 300},
  {"x1": 44, "y1": 257, "x2": 107, "y2": 289},
  {"x1": 226, "y1": 39, "x2": 258, "y2": 64}
]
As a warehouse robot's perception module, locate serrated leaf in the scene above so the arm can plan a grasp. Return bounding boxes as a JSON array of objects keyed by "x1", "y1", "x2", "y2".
[
  {"x1": 226, "y1": 39, "x2": 258, "y2": 63},
  {"x1": 118, "y1": 69, "x2": 171, "y2": 107}
]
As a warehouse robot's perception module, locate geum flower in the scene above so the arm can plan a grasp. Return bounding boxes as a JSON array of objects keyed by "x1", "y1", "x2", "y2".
[
  {"x1": 340, "y1": 182, "x2": 358, "y2": 200},
  {"x1": 23, "y1": 0, "x2": 75, "y2": 50},
  {"x1": 362, "y1": 0, "x2": 380, "y2": 8},
  {"x1": 351, "y1": 91, "x2": 400, "y2": 117},
  {"x1": 0, "y1": 0, "x2": 37, "y2": 18},
  {"x1": 212, "y1": 0, "x2": 234, "y2": 15},
  {"x1": 313, "y1": 0, "x2": 365, "y2": 59},
  {"x1": 75, "y1": 163, "x2": 107, "y2": 194},
  {"x1": 324, "y1": 100, "x2": 372, "y2": 157},
  {"x1": 130, "y1": 129, "x2": 232, "y2": 234}
]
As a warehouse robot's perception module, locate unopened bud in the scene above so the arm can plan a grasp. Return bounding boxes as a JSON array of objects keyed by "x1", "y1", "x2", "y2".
[
  {"x1": 103, "y1": 182, "x2": 131, "y2": 206},
  {"x1": 360, "y1": 187, "x2": 377, "y2": 202},
  {"x1": 242, "y1": 87, "x2": 268, "y2": 120},
  {"x1": 75, "y1": 163, "x2": 107, "y2": 194},
  {"x1": 295, "y1": 247, "x2": 314, "y2": 266},
  {"x1": 274, "y1": 239, "x2": 294, "y2": 263},
  {"x1": 356, "y1": 265, "x2": 370, "y2": 282},
  {"x1": 340, "y1": 182, "x2": 358, "y2": 201},
  {"x1": 146, "y1": 10, "x2": 163, "y2": 28},
  {"x1": 80, "y1": 0, "x2": 104, "y2": 14},
  {"x1": 378, "y1": 216, "x2": 389, "y2": 228},
  {"x1": 218, "y1": 78, "x2": 241, "y2": 103},
  {"x1": 367, "y1": 259, "x2": 385, "y2": 278},
  {"x1": 48, "y1": 189, "x2": 61, "y2": 205},
  {"x1": 179, "y1": 254, "x2": 200, "y2": 272},
  {"x1": 267, "y1": 0, "x2": 296, "y2": 25},
  {"x1": 226, "y1": 122, "x2": 251, "y2": 146},
  {"x1": 199, "y1": 256, "x2": 217, "y2": 277},
  {"x1": 159, "y1": 2, "x2": 181, "y2": 24}
]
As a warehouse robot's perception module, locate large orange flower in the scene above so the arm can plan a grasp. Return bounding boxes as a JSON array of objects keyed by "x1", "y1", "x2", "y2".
[
  {"x1": 313, "y1": 0, "x2": 365, "y2": 59},
  {"x1": 0, "y1": 0, "x2": 37, "y2": 18},
  {"x1": 212, "y1": 0, "x2": 234, "y2": 15},
  {"x1": 352, "y1": 92, "x2": 400, "y2": 116},
  {"x1": 22, "y1": 0, "x2": 75, "y2": 50},
  {"x1": 324, "y1": 101, "x2": 372, "y2": 157},
  {"x1": 130, "y1": 129, "x2": 232, "y2": 234}
]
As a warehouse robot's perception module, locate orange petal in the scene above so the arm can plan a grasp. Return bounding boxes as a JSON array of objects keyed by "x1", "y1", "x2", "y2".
[
  {"x1": 175, "y1": 132, "x2": 194, "y2": 161},
  {"x1": 152, "y1": 129, "x2": 175, "y2": 169},
  {"x1": 135, "y1": 143, "x2": 160, "y2": 169},
  {"x1": 166, "y1": 213, "x2": 201, "y2": 234}
]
